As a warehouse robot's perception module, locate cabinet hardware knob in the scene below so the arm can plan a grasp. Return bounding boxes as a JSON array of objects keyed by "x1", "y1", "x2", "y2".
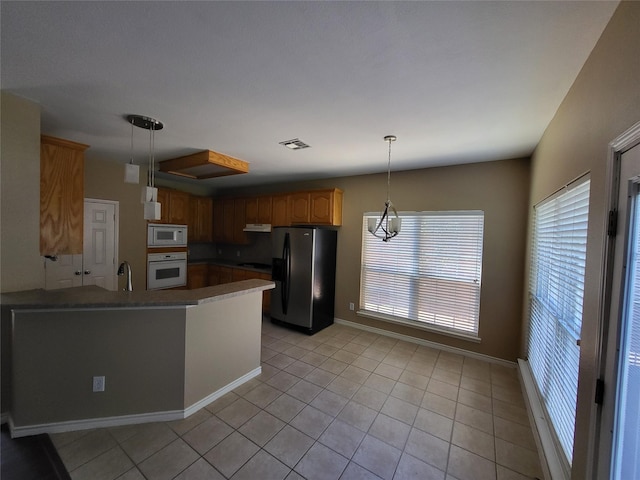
[
  {"x1": 74, "y1": 271, "x2": 82, "y2": 275},
  {"x1": 84, "y1": 270, "x2": 91, "y2": 275}
]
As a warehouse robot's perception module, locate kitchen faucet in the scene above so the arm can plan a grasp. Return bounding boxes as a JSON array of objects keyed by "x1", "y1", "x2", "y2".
[{"x1": 117, "y1": 261, "x2": 133, "y2": 291}]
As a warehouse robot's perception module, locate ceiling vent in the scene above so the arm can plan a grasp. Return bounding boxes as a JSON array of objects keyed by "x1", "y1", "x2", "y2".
[{"x1": 279, "y1": 138, "x2": 310, "y2": 150}]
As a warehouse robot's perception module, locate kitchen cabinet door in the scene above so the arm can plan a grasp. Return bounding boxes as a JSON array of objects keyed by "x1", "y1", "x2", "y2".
[
  {"x1": 310, "y1": 189, "x2": 343, "y2": 225},
  {"x1": 233, "y1": 198, "x2": 248, "y2": 244},
  {"x1": 207, "y1": 265, "x2": 221, "y2": 285},
  {"x1": 40, "y1": 135, "x2": 88, "y2": 255},
  {"x1": 290, "y1": 192, "x2": 311, "y2": 224},
  {"x1": 258, "y1": 196, "x2": 272, "y2": 224},
  {"x1": 245, "y1": 197, "x2": 258, "y2": 224},
  {"x1": 271, "y1": 194, "x2": 290, "y2": 227},
  {"x1": 187, "y1": 264, "x2": 208, "y2": 289},
  {"x1": 156, "y1": 188, "x2": 171, "y2": 223},
  {"x1": 169, "y1": 190, "x2": 190, "y2": 225},
  {"x1": 222, "y1": 199, "x2": 235, "y2": 244},
  {"x1": 189, "y1": 196, "x2": 213, "y2": 242},
  {"x1": 213, "y1": 199, "x2": 224, "y2": 243},
  {"x1": 218, "y1": 266, "x2": 233, "y2": 284}
]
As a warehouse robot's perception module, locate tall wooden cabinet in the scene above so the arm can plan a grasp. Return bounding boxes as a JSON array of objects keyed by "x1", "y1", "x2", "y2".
[
  {"x1": 189, "y1": 196, "x2": 213, "y2": 243},
  {"x1": 40, "y1": 135, "x2": 89, "y2": 255}
]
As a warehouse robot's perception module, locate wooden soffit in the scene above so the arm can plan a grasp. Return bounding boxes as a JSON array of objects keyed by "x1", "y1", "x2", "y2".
[{"x1": 159, "y1": 150, "x2": 249, "y2": 180}]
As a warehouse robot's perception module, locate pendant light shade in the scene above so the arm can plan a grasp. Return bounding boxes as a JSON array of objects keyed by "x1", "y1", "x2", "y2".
[{"x1": 368, "y1": 135, "x2": 401, "y2": 242}]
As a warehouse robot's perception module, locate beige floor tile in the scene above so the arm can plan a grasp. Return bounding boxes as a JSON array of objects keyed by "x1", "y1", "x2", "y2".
[
  {"x1": 492, "y1": 399, "x2": 530, "y2": 427},
  {"x1": 215, "y1": 397, "x2": 261, "y2": 429},
  {"x1": 340, "y1": 461, "x2": 384, "y2": 479},
  {"x1": 290, "y1": 405, "x2": 334, "y2": 439},
  {"x1": 338, "y1": 401, "x2": 378, "y2": 432},
  {"x1": 372, "y1": 337, "x2": 397, "y2": 352},
  {"x1": 295, "y1": 441, "x2": 349, "y2": 480},
  {"x1": 173, "y1": 458, "x2": 225, "y2": 479},
  {"x1": 344, "y1": 342, "x2": 368, "y2": 355},
  {"x1": 459, "y1": 376, "x2": 491, "y2": 396},
  {"x1": 181, "y1": 416, "x2": 234, "y2": 455},
  {"x1": 398, "y1": 370, "x2": 429, "y2": 390},
  {"x1": 395, "y1": 452, "x2": 445, "y2": 480},
  {"x1": 405, "y1": 427, "x2": 449, "y2": 471},
  {"x1": 268, "y1": 370, "x2": 302, "y2": 391},
  {"x1": 117, "y1": 468, "x2": 146, "y2": 480},
  {"x1": 332, "y1": 349, "x2": 359, "y2": 364},
  {"x1": 203, "y1": 431, "x2": 260, "y2": 478},
  {"x1": 301, "y1": 351, "x2": 329, "y2": 366},
  {"x1": 319, "y1": 419, "x2": 366, "y2": 458},
  {"x1": 326, "y1": 375, "x2": 360, "y2": 398},
  {"x1": 324, "y1": 337, "x2": 349, "y2": 349},
  {"x1": 361, "y1": 347, "x2": 388, "y2": 362},
  {"x1": 305, "y1": 367, "x2": 338, "y2": 388},
  {"x1": 319, "y1": 357, "x2": 349, "y2": 375},
  {"x1": 437, "y1": 351, "x2": 464, "y2": 366},
  {"x1": 233, "y1": 377, "x2": 262, "y2": 396},
  {"x1": 351, "y1": 355, "x2": 380, "y2": 372},
  {"x1": 492, "y1": 384, "x2": 525, "y2": 407},
  {"x1": 238, "y1": 410, "x2": 286, "y2": 446},
  {"x1": 421, "y1": 392, "x2": 457, "y2": 419},
  {"x1": 427, "y1": 378, "x2": 459, "y2": 401},
  {"x1": 495, "y1": 438, "x2": 543, "y2": 478},
  {"x1": 341, "y1": 364, "x2": 373, "y2": 384},
  {"x1": 461, "y1": 364, "x2": 491, "y2": 383},
  {"x1": 457, "y1": 388, "x2": 492, "y2": 414},
  {"x1": 119, "y1": 423, "x2": 177, "y2": 465},
  {"x1": 231, "y1": 449, "x2": 291, "y2": 480},
  {"x1": 287, "y1": 378, "x2": 323, "y2": 403},
  {"x1": 493, "y1": 416, "x2": 537, "y2": 451},
  {"x1": 496, "y1": 465, "x2": 533, "y2": 480},
  {"x1": 57, "y1": 429, "x2": 118, "y2": 471},
  {"x1": 352, "y1": 435, "x2": 401, "y2": 480},
  {"x1": 455, "y1": 403, "x2": 493, "y2": 435},
  {"x1": 353, "y1": 385, "x2": 389, "y2": 411},
  {"x1": 369, "y1": 413, "x2": 411, "y2": 450},
  {"x1": 50, "y1": 429, "x2": 95, "y2": 450},
  {"x1": 68, "y1": 446, "x2": 133, "y2": 480},
  {"x1": 315, "y1": 343, "x2": 340, "y2": 357},
  {"x1": 243, "y1": 382, "x2": 283, "y2": 408},
  {"x1": 264, "y1": 425, "x2": 315, "y2": 468},
  {"x1": 435, "y1": 358, "x2": 463, "y2": 375},
  {"x1": 311, "y1": 389, "x2": 349, "y2": 417},
  {"x1": 381, "y1": 352, "x2": 411, "y2": 370},
  {"x1": 414, "y1": 408, "x2": 454, "y2": 441},
  {"x1": 363, "y1": 373, "x2": 396, "y2": 394},
  {"x1": 452, "y1": 421, "x2": 495, "y2": 461},
  {"x1": 447, "y1": 445, "x2": 496, "y2": 480},
  {"x1": 266, "y1": 353, "x2": 297, "y2": 369},
  {"x1": 258, "y1": 363, "x2": 282, "y2": 381},
  {"x1": 431, "y1": 368, "x2": 462, "y2": 386},
  {"x1": 381, "y1": 396, "x2": 418, "y2": 425},
  {"x1": 265, "y1": 393, "x2": 307, "y2": 423},
  {"x1": 283, "y1": 344, "x2": 310, "y2": 359},
  {"x1": 390, "y1": 382, "x2": 425, "y2": 406},
  {"x1": 138, "y1": 438, "x2": 199, "y2": 480},
  {"x1": 204, "y1": 391, "x2": 240, "y2": 414},
  {"x1": 285, "y1": 360, "x2": 317, "y2": 378},
  {"x1": 262, "y1": 347, "x2": 278, "y2": 361},
  {"x1": 404, "y1": 358, "x2": 435, "y2": 377},
  {"x1": 167, "y1": 408, "x2": 212, "y2": 436},
  {"x1": 373, "y1": 362, "x2": 403, "y2": 381}
]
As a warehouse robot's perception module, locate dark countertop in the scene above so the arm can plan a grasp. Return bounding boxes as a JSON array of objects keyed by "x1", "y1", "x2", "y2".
[
  {"x1": 1, "y1": 280, "x2": 274, "y2": 310},
  {"x1": 188, "y1": 258, "x2": 272, "y2": 274}
]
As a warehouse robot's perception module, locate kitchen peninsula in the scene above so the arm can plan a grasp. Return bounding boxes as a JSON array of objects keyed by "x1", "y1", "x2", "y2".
[{"x1": 1, "y1": 279, "x2": 273, "y2": 437}]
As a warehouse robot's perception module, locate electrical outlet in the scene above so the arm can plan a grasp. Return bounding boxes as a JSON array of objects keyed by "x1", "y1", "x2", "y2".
[
  {"x1": 349, "y1": 302, "x2": 355, "y2": 311},
  {"x1": 92, "y1": 376, "x2": 105, "y2": 392},
  {"x1": 218, "y1": 249, "x2": 222, "y2": 255},
  {"x1": 236, "y1": 250, "x2": 240, "y2": 257}
]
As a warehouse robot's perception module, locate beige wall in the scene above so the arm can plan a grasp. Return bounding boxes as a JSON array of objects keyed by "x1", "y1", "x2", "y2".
[
  {"x1": 233, "y1": 157, "x2": 531, "y2": 362},
  {"x1": 526, "y1": 2, "x2": 640, "y2": 478},
  {"x1": 1, "y1": 92, "x2": 43, "y2": 292}
]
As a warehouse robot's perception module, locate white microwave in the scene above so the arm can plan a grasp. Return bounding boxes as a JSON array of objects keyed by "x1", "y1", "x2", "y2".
[{"x1": 147, "y1": 224, "x2": 188, "y2": 247}]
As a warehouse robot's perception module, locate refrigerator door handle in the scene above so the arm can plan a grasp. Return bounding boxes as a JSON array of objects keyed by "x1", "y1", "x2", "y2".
[{"x1": 282, "y1": 232, "x2": 291, "y2": 314}]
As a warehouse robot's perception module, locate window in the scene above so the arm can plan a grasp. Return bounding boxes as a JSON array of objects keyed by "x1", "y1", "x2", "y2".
[
  {"x1": 359, "y1": 211, "x2": 484, "y2": 338},
  {"x1": 527, "y1": 178, "x2": 590, "y2": 467}
]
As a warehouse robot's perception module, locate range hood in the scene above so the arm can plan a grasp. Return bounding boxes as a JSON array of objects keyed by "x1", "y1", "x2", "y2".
[
  {"x1": 243, "y1": 224, "x2": 272, "y2": 233},
  {"x1": 159, "y1": 150, "x2": 249, "y2": 180}
]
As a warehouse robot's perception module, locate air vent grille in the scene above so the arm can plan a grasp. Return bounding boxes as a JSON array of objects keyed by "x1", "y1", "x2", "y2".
[{"x1": 279, "y1": 138, "x2": 310, "y2": 150}]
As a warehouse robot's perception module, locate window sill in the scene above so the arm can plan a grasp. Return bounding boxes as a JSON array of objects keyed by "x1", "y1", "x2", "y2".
[{"x1": 356, "y1": 309, "x2": 481, "y2": 343}]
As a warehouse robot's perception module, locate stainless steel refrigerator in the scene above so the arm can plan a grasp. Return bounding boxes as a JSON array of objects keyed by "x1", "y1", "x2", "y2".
[{"x1": 271, "y1": 226, "x2": 337, "y2": 334}]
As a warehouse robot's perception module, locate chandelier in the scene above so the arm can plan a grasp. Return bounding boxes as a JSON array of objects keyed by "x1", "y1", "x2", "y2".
[{"x1": 368, "y1": 135, "x2": 401, "y2": 242}]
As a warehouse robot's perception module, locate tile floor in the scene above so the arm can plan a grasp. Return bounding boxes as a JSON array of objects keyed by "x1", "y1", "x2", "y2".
[{"x1": 50, "y1": 319, "x2": 543, "y2": 480}]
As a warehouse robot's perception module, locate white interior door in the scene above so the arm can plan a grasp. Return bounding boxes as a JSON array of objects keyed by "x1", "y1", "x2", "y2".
[
  {"x1": 83, "y1": 200, "x2": 117, "y2": 291},
  {"x1": 44, "y1": 254, "x2": 83, "y2": 289},
  {"x1": 599, "y1": 141, "x2": 640, "y2": 479}
]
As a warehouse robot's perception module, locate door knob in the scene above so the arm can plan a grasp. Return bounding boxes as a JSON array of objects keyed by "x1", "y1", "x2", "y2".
[
  {"x1": 74, "y1": 271, "x2": 82, "y2": 276},
  {"x1": 84, "y1": 270, "x2": 91, "y2": 275}
]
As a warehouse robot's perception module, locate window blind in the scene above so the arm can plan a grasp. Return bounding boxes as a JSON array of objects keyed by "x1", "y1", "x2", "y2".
[
  {"x1": 527, "y1": 178, "x2": 590, "y2": 466},
  {"x1": 360, "y1": 211, "x2": 484, "y2": 336}
]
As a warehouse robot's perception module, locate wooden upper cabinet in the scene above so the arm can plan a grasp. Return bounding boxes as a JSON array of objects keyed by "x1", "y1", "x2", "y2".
[
  {"x1": 40, "y1": 135, "x2": 89, "y2": 255},
  {"x1": 245, "y1": 197, "x2": 259, "y2": 224},
  {"x1": 233, "y1": 198, "x2": 248, "y2": 244},
  {"x1": 310, "y1": 189, "x2": 343, "y2": 225},
  {"x1": 271, "y1": 194, "x2": 290, "y2": 227},
  {"x1": 257, "y1": 196, "x2": 272, "y2": 224},
  {"x1": 289, "y1": 192, "x2": 310, "y2": 224},
  {"x1": 156, "y1": 188, "x2": 171, "y2": 223},
  {"x1": 188, "y1": 196, "x2": 213, "y2": 243},
  {"x1": 222, "y1": 198, "x2": 235, "y2": 244},
  {"x1": 168, "y1": 190, "x2": 189, "y2": 225}
]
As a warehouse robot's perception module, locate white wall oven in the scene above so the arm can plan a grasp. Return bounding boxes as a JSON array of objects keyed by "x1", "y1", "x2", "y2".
[
  {"x1": 147, "y1": 252, "x2": 187, "y2": 290},
  {"x1": 147, "y1": 224, "x2": 188, "y2": 248}
]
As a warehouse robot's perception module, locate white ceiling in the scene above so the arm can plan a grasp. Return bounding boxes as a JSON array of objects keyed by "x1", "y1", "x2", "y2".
[{"x1": 1, "y1": 1, "x2": 619, "y2": 190}]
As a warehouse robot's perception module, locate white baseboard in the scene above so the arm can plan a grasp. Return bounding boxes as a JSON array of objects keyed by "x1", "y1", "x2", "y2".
[
  {"x1": 334, "y1": 317, "x2": 516, "y2": 368},
  {"x1": 8, "y1": 366, "x2": 262, "y2": 438},
  {"x1": 518, "y1": 358, "x2": 569, "y2": 480}
]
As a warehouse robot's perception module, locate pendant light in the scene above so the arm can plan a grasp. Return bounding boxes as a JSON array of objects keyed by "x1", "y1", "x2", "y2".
[
  {"x1": 126, "y1": 114, "x2": 163, "y2": 220},
  {"x1": 368, "y1": 135, "x2": 401, "y2": 242},
  {"x1": 123, "y1": 118, "x2": 140, "y2": 184}
]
